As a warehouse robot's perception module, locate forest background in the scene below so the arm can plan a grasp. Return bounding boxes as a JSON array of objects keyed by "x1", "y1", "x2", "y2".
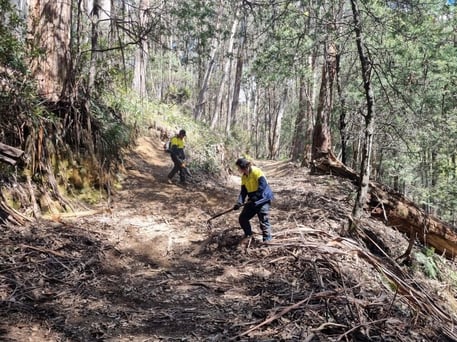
[{"x1": 1, "y1": 0, "x2": 457, "y2": 226}]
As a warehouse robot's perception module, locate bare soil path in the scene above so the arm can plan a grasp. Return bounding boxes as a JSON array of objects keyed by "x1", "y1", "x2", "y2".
[{"x1": 1, "y1": 134, "x2": 456, "y2": 341}]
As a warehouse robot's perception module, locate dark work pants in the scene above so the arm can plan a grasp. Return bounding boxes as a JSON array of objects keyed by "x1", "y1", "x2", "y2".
[
  {"x1": 239, "y1": 202, "x2": 272, "y2": 241},
  {"x1": 168, "y1": 153, "x2": 185, "y2": 182}
]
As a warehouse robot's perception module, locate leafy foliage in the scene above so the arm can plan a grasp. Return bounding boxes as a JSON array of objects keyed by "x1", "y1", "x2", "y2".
[
  {"x1": 0, "y1": 0, "x2": 26, "y2": 71},
  {"x1": 414, "y1": 248, "x2": 440, "y2": 280},
  {"x1": 2, "y1": 0, "x2": 457, "y2": 223},
  {"x1": 104, "y1": 88, "x2": 228, "y2": 175}
]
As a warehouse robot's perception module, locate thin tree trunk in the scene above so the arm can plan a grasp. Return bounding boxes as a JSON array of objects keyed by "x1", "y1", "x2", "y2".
[
  {"x1": 350, "y1": 0, "x2": 375, "y2": 222},
  {"x1": 291, "y1": 75, "x2": 307, "y2": 161},
  {"x1": 88, "y1": 0, "x2": 101, "y2": 95},
  {"x1": 132, "y1": 0, "x2": 149, "y2": 99},
  {"x1": 211, "y1": 14, "x2": 239, "y2": 130},
  {"x1": 251, "y1": 87, "x2": 260, "y2": 157},
  {"x1": 268, "y1": 87, "x2": 287, "y2": 159},
  {"x1": 335, "y1": 48, "x2": 348, "y2": 165},
  {"x1": 193, "y1": 0, "x2": 223, "y2": 121},
  {"x1": 229, "y1": 16, "x2": 246, "y2": 131}
]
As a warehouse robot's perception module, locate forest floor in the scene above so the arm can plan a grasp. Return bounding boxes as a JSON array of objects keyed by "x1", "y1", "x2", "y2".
[{"x1": 1, "y1": 133, "x2": 457, "y2": 341}]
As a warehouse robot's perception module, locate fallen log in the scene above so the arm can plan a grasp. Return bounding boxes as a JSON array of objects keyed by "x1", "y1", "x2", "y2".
[
  {"x1": 312, "y1": 153, "x2": 457, "y2": 258},
  {"x1": 0, "y1": 142, "x2": 24, "y2": 165},
  {"x1": 369, "y1": 183, "x2": 457, "y2": 258}
]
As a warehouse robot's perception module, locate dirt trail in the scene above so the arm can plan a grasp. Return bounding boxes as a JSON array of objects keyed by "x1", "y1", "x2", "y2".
[
  {"x1": 1, "y1": 134, "x2": 300, "y2": 341},
  {"x1": 104, "y1": 135, "x2": 243, "y2": 260},
  {"x1": 1, "y1": 134, "x2": 454, "y2": 341}
]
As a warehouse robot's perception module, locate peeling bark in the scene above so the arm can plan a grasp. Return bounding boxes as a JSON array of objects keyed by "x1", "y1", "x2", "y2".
[{"x1": 28, "y1": 0, "x2": 71, "y2": 101}]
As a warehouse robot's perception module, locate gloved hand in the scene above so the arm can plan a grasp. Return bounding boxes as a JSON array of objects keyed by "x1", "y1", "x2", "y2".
[
  {"x1": 245, "y1": 200, "x2": 256, "y2": 209},
  {"x1": 233, "y1": 203, "x2": 242, "y2": 210}
]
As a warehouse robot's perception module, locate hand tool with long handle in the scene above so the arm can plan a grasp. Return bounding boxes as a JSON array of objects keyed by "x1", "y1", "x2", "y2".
[{"x1": 207, "y1": 203, "x2": 245, "y2": 223}]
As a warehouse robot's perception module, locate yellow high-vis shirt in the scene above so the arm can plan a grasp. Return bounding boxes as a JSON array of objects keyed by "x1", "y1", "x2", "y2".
[
  {"x1": 241, "y1": 166, "x2": 265, "y2": 192},
  {"x1": 170, "y1": 136, "x2": 185, "y2": 149}
]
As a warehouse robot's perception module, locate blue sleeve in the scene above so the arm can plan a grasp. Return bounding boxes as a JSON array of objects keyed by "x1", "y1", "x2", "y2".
[
  {"x1": 237, "y1": 185, "x2": 247, "y2": 204},
  {"x1": 254, "y1": 176, "x2": 273, "y2": 206}
]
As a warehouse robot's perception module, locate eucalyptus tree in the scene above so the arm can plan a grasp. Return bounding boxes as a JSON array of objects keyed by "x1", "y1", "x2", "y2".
[
  {"x1": 228, "y1": 12, "x2": 248, "y2": 133},
  {"x1": 247, "y1": 0, "x2": 457, "y2": 221},
  {"x1": 291, "y1": 5, "x2": 320, "y2": 166},
  {"x1": 4, "y1": 0, "x2": 457, "y2": 225},
  {"x1": 165, "y1": 1, "x2": 257, "y2": 136},
  {"x1": 132, "y1": 0, "x2": 150, "y2": 99},
  {"x1": 355, "y1": 1, "x2": 457, "y2": 221},
  {"x1": 310, "y1": 1, "x2": 348, "y2": 171},
  {"x1": 243, "y1": 0, "x2": 355, "y2": 161},
  {"x1": 28, "y1": 0, "x2": 72, "y2": 102},
  {"x1": 244, "y1": 1, "x2": 318, "y2": 159},
  {"x1": 0, "y1": 0, "x2": 30, "y2": 149},
  {"x1": 10, "y1": 0, "x2": 154, "y2": 210},
  {"x1": 244, "y1": 2, "x2": 286, "y2": 158},
  {"x1": 322, "y1": 0, "x2": 457, "y2": 223},
  {"x1": 166, "y1": 0, "x2": 225, "y2": 121},
  {"x1": 349, "y1": 0, "x2": 375, "y2": 221},
  {"x1": 210, "y1": 4, "x2": 241, "y2": 131}
]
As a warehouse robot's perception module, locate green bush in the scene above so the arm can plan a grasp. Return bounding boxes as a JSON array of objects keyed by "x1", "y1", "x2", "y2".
[{"x1": 414, "y1": 248, "x2": 440, "y2": 280}]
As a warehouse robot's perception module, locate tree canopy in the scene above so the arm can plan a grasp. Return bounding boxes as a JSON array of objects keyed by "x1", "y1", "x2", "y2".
[{"x1": 1, "y1": 0, "x2": 457, "y2": 223}]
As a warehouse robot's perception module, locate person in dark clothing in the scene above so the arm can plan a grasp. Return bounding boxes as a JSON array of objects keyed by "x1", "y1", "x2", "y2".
[
  {"x1": 167, "y1": 129, "x2": 187, "y2": 184},
  {"x1": 233, "y1": 158, "x2": 274, "y2": 243}
]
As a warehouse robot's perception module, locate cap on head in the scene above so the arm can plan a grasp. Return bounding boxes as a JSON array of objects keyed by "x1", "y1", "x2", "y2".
[
  {"x1": 236, "y1": 158, "x2": 250, "y2": 169},
  {"x1": 179, "y1": 129, "x2": 186, "y2": 137}
]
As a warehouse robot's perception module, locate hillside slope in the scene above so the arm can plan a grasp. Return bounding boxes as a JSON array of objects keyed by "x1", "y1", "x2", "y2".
[{"x1": 1, "y1": 133, "x2": 457, "y2": 341}]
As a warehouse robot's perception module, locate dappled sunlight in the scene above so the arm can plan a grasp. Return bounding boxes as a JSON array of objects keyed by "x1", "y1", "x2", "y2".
[{"x1": 2, "y1": 130, "x2": 457, "y2": 341}]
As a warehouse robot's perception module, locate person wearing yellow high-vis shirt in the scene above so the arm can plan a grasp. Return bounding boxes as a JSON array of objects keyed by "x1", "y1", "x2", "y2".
[
  {"x1": 233, "y1": 158, "x2": 274, "y2": 243},
  {"x1": 167, "y1": 129, "x2": 187, "y2": 184}
]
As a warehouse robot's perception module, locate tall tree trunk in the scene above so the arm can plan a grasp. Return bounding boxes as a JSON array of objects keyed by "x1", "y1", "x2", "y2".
[
  {"x1": 108, "y1": 0, "x2": 128, "y2": 91},
  {"x1": 350, "y1": 0, "x2": 375, "y2": 222},
  {"x1": 268, "y1": 86, "x2": 287, "y2": 159},
  {"x1": 310, "y1": 42, "x2": 336, "y2": 172},
  {"x1": 291, "y1": 75, "x2": 308, "y2": 161},
  {"x1": 194, "y1": 54, "x2": 216, "y2": 121},
  {"x1": 228, "y1": 15, "x2": 246, "y2": 132},
  {"x1": 335, "y1": 48, "x2": 348, "y2": 165},
  {"x1": 193, "y1": 0, "x2": 223, "y2": 121},
  {"x1": 28, "y1": 0, "x2": 71, "y2": 102},
  {"x1": 291, "y1": 1, "x2": 318, "y2": 165},
  {"x1": 250, "y1": 86, "x2": 260, "y2": 157},
  {"x1": 132, "y1": 0, "x2": 149, "y2": 99},
  {"x1": 211, "y1": 13, "x2": 239, "y2": 130},
  {"x1": 88, "y1": 0, "x2": 101, "y2": 95}
]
